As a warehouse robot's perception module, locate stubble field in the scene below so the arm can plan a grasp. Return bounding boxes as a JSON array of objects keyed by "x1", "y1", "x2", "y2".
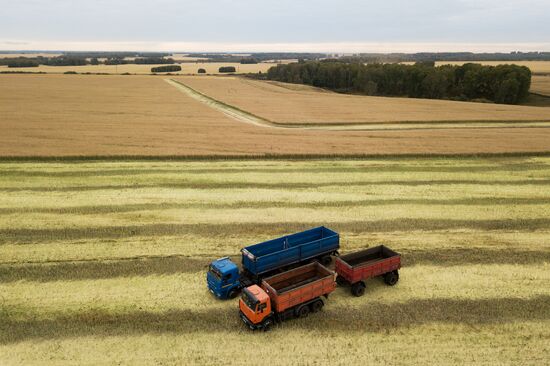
[
  {"x1": 2, "y1": 74, "x2": 550, "y2": 157},
  {"x1": 1, "y1": 157, "x2": 549, "y2": 365}
]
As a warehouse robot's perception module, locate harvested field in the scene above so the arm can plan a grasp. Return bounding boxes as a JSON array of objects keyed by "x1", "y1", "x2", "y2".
[
  {"x1": 1, "y1": 157, "x2": 549, "y2": 365},
  {"x1": 532, "y1": 75, "x2": 550, "y2": 96},
  {"x1": 1, "y1": 74, "x2": 550, "y2": 156},
  {"x1": 176, "y1": 76, "x2": 550, "y2": 124},
  {"x1": 0, "y1": 62, "x2": 273, "y2": 75}
]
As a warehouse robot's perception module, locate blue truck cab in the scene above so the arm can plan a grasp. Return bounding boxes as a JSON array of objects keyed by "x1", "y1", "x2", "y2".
[
  {"x1": 207, "y1": 226, "x2": 340, "y2": 300},
  {"x1": 207, "y1": 257, "x2": 241, "y2": 299}
]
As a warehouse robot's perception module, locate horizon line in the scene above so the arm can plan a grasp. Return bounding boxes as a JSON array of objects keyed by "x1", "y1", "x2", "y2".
[{"x1": 2, "y1": 41, "x2": 550, "y2": 54}]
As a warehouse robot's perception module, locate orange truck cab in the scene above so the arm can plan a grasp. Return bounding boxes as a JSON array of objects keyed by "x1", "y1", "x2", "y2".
[
  {"x1": 239, "y1": 262, "x2": 336, "y2": 331},
  {"x1": 239, "y1": 285, "x2": 272, "y2": 329}
]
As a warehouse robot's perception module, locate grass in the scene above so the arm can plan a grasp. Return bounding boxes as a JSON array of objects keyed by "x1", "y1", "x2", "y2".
[{"x1": 0, "y1": 157, "x2": 549, "y2": 364}]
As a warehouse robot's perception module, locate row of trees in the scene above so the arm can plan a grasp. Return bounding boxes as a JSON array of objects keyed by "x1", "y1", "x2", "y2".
[
  {"x1": 2, "y1": 56, "x2": 87, "y2": 67},
  {"x1": 151, "y1": 65, "x2": 181, "y2": 73},
  {"x1": 2, "y1": 56, "x2": 176, "y2": 67},
  {"x1": 266, "y1": 61, "x2": 531, "y2": 104},
  {"x1": 219, "y1": 66, "x2": 236, "y2": 73},
  {"x1": 338, "y1": 52, "x2": 550, "y2": 63}
]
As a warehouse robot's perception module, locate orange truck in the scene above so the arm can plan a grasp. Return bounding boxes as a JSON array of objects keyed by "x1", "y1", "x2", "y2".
[{"x1": 239, "y1": 262, "x2": 336, "y2": 330}]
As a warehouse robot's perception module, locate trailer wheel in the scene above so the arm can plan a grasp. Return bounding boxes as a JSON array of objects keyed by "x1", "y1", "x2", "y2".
[
  {"x1": 351, "y1": 281, "x2": 366, "y2": 297},
  {"x1": 320, "y1": 255, "x2": 332, "y2": 266},
  {"x1": 310, "y1": 299, "x2": 324, "y2": 313},
  {"x1": 296, "y1": 305, "x2": 310, "y2": 318},
  {"x1": 336, "y1": 275, "x2": 347, "y2": 286},
  {"x1": 384, "y1": 270, "x2": 399, "y2": 286},
  {"x1": 228, "y1": 288, "x2": 240, "y2": 299}
]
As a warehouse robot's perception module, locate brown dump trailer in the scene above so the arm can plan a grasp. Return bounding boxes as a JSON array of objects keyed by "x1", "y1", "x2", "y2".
[{"x1": 335, "y1": 245, "x2": 401, "y2": 296}]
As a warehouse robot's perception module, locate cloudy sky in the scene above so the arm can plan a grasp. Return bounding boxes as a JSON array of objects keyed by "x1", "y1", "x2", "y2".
[{"x1": 1, "y1": 0, "x2": 549, "y2": 52}]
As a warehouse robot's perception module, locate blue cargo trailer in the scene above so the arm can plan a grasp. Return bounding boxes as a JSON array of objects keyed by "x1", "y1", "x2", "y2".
[{"x1": 207, "y1": 226, "x2": 340, "y2": 299}]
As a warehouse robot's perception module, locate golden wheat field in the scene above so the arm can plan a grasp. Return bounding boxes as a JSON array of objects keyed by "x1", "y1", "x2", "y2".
[
  {"x1": 531, "y1": 75, "x2": 550, "y2": 96},
  {"x1": 0, "y1": 157, "x2": 549, "y2": 365},
  {"x1": 0, "y1": 62, "x2": 273, "y2": 75},
  {"x1": 176, "y1": 76, "x2": 550, "y2": 124},
  {"x1": 1, "y1": 74, "x2": 550, "y2": 156}
]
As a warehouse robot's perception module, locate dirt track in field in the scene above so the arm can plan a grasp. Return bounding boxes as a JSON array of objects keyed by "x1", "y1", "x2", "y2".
[{"x1": 166, "y1": 78, "x2": 550, "y2": 131}]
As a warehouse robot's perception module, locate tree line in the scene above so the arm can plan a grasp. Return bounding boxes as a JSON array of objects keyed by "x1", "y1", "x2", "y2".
[
  {"x1": 265, "y1": 61, "x2": 532, "y2": 104},
  {"x1": 1, "y1": 56, "x2": 177, "y2": 67},
  {"x1": 151, "y1": 65, "x2": 181, "y2": 73}
]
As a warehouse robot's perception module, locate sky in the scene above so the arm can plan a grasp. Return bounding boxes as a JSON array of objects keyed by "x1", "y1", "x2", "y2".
[{"x1": 1, "y1": 0, "x2": 549, "y2": 53}]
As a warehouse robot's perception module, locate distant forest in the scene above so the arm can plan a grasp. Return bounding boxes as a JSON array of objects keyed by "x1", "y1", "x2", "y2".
[
  {"x1": 185, "y1": 53, "x2": 326, "y2": 62},
  {"x1": 265, "y1": 61, "x2": 532, "y2": 105},
  {"x1": 2, "y1": 51, "x2": 550, "y2": 68},
  {"x1": 337, "y1": 52, "x2": 550, "y2": 63}
]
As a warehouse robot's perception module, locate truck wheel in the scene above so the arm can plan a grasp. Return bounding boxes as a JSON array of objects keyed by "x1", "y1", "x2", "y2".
[
  {"x1": 296, "y1": 305, "x2": 310, "y2": 318},
  {"x1": 262, "y1": 318, "x2": 273, "y2": 331},
  {"x1": 320, "y1": 255, "x2": 332, "y2": 266},
  {"x1": 228, "y1": 288, "x2": 240, "y2": 299},
  {"x1": 351, "y1": 281, "x2": 366, "y2": 297},
  {"x1": 336, "y1": 275, "x2": 347, "y2": 286},
  {"x1": 310, "y1": 299, "x2": 324, "y2": 313},
  {"x1": 384, "y1": 271, "x2": 399, "y2": 286}
]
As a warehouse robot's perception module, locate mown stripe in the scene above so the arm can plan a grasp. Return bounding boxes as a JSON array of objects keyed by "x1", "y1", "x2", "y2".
[
  {"x1": 1, "y1": 197, "x2": 550, "y2": 216},
  {"x1": 1, "y1": 179, "x2": 549, "y2": 192},
  {"x1": 1, "y1": 247, "x2": 549, "y2": 283},
  {"x1": 2, "y1": 219, "x2": 550, "y2": 244},
  {"x1": 1, "y1": 296, "x2": 549, "y2": 343},
  {"x1": 2, "y1": 163, "x2": 549, "y2": 177}
]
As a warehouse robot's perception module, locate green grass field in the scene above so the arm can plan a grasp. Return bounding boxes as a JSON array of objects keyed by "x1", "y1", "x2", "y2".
[{"x1": 1, "y1": 157, "x2": 550, "y2": 365}]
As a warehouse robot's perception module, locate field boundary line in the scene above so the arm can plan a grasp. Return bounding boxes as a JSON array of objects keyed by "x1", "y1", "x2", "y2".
[
  {"x1": 3, "y1": 151, "x2": 550, "y2": 161},
  {"x1": 166, "y1": 78, "x2": 550, "y2": 131}
]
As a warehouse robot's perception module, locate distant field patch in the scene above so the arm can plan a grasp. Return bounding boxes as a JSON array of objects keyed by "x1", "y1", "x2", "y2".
[
  {"x1": 532, "y1": 75, "x2": 550, "y2": 96},
  {"x1": 0, "y1": 62, "x2": 273, "y2": 75}
]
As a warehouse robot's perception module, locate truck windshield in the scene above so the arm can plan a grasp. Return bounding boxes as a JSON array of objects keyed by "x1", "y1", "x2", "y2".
[
  {"x1": 209, "y1": 265, "x2": 222, "y2": 280},
  {"x1": 241, "y1": 288, "x2": 258, "y2": 310}
]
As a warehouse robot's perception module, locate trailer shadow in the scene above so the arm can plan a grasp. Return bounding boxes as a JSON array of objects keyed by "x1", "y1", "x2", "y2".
[{"x1": 1, "y1": 295, "x2": 548, "y2": 345}]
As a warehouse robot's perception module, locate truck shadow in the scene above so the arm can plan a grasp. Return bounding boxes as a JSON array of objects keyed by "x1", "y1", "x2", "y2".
[
  {"x1": 0, "y1": 256, "x2": 211, "y2": 283},
  {"x1": 2, "y1": 295, "x2": 548, "y2": 344},
  {"x1": 2, "y1": 245, "x2": 549, "y2": 283}
]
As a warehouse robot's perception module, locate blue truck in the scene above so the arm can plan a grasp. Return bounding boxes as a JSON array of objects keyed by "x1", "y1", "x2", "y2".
[{"x1": 207, "y1": 226, "x2": 340, "y2": 299}]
